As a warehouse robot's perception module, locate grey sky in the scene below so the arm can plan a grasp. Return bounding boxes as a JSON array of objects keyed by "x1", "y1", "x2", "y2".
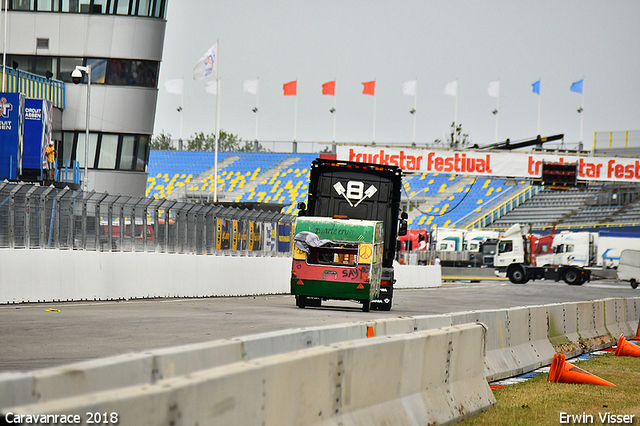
[{"x1": 153, "y1": 1, "x2": 640, "y2": 149}]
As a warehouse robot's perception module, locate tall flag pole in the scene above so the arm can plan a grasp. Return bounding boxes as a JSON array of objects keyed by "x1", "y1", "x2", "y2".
[
  {"x1": 322, "y1": 80, "x2": 337, "y2": 145},
  {"x1": 1, "y1": 0, "x2": 7, "y2": 91},
  {"x1": 193, "y1": 39, "x2": 220, "y2": 201},
  {"x1": 488, "y1": 80, "x2": 499, "y2": 143},
  {"x1": 243, "y1": 78, "x2": 260, "y2": 142},
  {"x1": 362, "y1": 80, "x2": 376, "y2": 143},
  {"x1": 283, "y1": 80, "x2": 297, "y2": 150},
  {"x1": 532, "y1": 79, "x2": 541, "y2": 135},
  {"x1": 164, "y1": 78, "x2": 185, "y2": 149},
  {"x1": 571, "y1": 78, "x2": 585, "y2": 145},
  {"x1": 445, "y1": 79, "x2": 458, "y2": 130},
  {"x1": 402, "y1": 79, "x2": 418, "y2": 144}
]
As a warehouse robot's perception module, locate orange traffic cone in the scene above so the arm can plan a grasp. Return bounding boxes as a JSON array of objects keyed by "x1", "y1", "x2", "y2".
[
  {"x1": 632, "y1": 320, "x2": 640, "y2": 340},
  {"x1": 614, "y1": 334, "x2": 640, "y2": 357},
  {"x1": 548, "y1": 353, "x2": 616, "y2": 387}
]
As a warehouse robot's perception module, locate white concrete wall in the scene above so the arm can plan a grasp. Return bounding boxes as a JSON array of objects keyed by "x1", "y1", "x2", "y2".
[{"x1": 0, "y1": 249, "x2": 441, "y2": 304}]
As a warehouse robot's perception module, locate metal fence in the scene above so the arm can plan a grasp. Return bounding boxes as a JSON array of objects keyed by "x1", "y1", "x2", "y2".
[{"x1": 0, "y1": 182, "x2": 295, "y2": 256}]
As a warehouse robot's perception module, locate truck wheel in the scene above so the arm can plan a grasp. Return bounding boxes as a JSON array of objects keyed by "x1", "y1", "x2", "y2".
[
  {"x1": 361, "y1": 300, "x2": 371, "y2": 312},
  {"x1": 631, "y1": 279, "x2": 638, "y2": 289},
  {"x1": 564, "y1": 268, "x2": 583, "y2": 285},
  {"x1": 296, "y1": 296, "x2": 307, "y2": 308},
  {"x1": 508, "y1": 265, "x2": 528, "y2": 284}
]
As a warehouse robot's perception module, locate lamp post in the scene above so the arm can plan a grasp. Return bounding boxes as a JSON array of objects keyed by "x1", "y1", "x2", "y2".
[{"x1": 72, "y1": 65, "x2": 91, "y2": 192}]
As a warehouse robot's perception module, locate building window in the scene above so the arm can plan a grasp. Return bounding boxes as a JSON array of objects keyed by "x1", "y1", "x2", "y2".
[
  {"x1": 11, "y1": 0, "x2": 166, "y2": 18},
  {"x1": 61, "y1": 132, "x2": 150, "y2": 173}
]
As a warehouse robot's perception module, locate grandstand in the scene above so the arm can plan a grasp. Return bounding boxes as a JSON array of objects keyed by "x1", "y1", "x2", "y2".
[{"x1": 146, "y1": 150, "x2": 640, "y2": 232}]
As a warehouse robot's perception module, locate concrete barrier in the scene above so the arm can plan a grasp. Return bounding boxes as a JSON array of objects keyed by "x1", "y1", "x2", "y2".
[
  {"x1": 626, "y1": 298, "x2": 640, "y2": 337},
  {"x1": 576, "y1": 300, "x2": 614, "y2": 350},
  {"x1": 547, "y1": 302, "x2": 582, "y2": 357},
  {"x1": 603, "y1": 298, "x2": 632, "y2": 339},
  {"x1": 0, "y1": 250, "x2": 441, "y2": 304},
  {"x1": 0, "y1": 324, "x2": 495, "y2": 426}
]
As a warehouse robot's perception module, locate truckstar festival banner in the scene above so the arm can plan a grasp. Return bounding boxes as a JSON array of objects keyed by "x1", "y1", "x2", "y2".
[{"x1": 337, "y1": 145, "x2": 640, "y2": 183}]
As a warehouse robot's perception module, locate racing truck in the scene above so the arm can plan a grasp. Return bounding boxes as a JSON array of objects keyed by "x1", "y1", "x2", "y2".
[{"x1": 294, "y1": 158, "x2": 406, "y2": 311}]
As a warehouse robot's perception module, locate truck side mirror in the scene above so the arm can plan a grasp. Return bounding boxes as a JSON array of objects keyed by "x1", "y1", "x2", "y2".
[{"x1": 398, "y1": 218, "x2": 408, "y2": 236}]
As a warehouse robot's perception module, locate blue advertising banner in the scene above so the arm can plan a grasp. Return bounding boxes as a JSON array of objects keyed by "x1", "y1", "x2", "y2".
[
  {"x1": 0, "y1": 93, "x2": 24, "y2": 180},
  {"x1": 23, "y1": 98, "x2": 53, "y2": 171},
  {"x1": 277, "y1": 223, "x2": 292, "y2": 252}
]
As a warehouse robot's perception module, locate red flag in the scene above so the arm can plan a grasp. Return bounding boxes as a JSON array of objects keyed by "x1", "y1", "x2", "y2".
[
  {"x1": 283, "y1": 80, "x2": 297, "y2": 96},
  {"x1": 362, "y1": 80, "x2": 375, "y2": 96},
  {"x1": 322, "y1": 81, "x2": 335, "y2": 95}
]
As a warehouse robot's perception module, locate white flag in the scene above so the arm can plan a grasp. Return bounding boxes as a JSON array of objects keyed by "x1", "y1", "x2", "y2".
[
  {"x1": 444, "y1": 80, "x2": 457, "y2": 97},
  {"x1": 402, "y1": 80, "x2": 417, "y2": 96},
  {"x1": 243, "y1": 79, "x2": 259, "y2": 95},
  {"x1": 193, "y1": 42, "x2": 218, "y2": 81},
  {"x1": 164, "y1": 79, "x2": 183, "y2": 95},
  {"x1": 487, "y1": 80, "x2": 499, "y2": 98},
  {"x1": 205, "y1": 80, "x2": 217, "y2": 95}
]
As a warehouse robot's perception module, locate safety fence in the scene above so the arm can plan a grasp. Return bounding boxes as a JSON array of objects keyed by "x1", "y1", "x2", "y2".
[
  {"x1": 0, "y1": 182, "x2": 295, "y2": 256},
  {"x1": 593, "y1": 130, "x2": 640, "y2": 150}
]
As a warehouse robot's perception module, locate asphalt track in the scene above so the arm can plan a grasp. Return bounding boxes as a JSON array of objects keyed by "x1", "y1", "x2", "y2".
[{"x1": 0, "y1": 278, "x2": 637, "y2": 372}]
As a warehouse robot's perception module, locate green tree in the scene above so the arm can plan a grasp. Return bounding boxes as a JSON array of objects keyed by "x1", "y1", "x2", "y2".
[
  {"x1": 150, "y1": 131, "x2": 175, "y2": 150},
  {"x1": 434, "y1": 122, "x2": 470, "y2": 148},
  {"x1": 186, "y1": 130, "x2": 269, "y2": 152}
]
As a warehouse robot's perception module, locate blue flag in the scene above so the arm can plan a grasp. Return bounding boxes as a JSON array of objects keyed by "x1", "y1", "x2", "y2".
[
  {"x1": 570, "y1": 79, "x2": 584, "y2": 94},
  {"x1": 532, "y1": 80, "x2": 540, "y2": 95}
]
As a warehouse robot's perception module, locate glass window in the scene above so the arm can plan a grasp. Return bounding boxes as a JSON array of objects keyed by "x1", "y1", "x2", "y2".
[
  {"x1": 61, "y1": 0, "x2": 79, "y2": 12},
  {"x1": 37, "y1": 0, "x2": 59, "y2": 11},
  {"x1": 78, "y1": 0, "x2": 90, "y2": 12},
  {"x1": 151, "y1": 0, "x2": 163, "y2": 17},
  {"x1": 7, "y1": 55, "x2": 34, "y2": 73},
  {"x1": 115, "y1": 0, "x2": 130, "y2": 14},
  {"x1": 98, "y1": 134, "x2": 118, "y2": 169},
  {"x1": 498, "y1": 240, "x2": 513, "y2": 254},
  {"x1": 10, "y1": 0, "x2": 33, "y2": 10},
  {"x1": 76, "y1": 133, "x2": 98, "y2": 168},
  {"x1": 92, "y1": 0, "x2": 111, "y2": 14},
  {"x1": 119, "y1": 136, "x2": 135, "y2": 170},
  {"x1": 107, "y1": 59, "x2": 132, "y2": 85},
  {"x1": 59, "y1": 57, "x2": 83, "y2": 83},
  {"x1": 62, "y1": 132, "x2": 75, "y2": 168},
  {"x1": 86, "y1": 59, "x2": 107, "y2": 84},
  {"x1": 35, "y1": 57, "x2": 55, "y2": 78},
  {"x1": 136, "y1": 136, "x2": 148, "y2": 171},
  {"x1": 136, "y1": 0, "x2": 150, "y2": 15}
]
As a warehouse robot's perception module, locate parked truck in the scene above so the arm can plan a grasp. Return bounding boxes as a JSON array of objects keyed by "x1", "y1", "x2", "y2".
[
  {"x1": 426, "y1": 228, "x2": 500, "y2": 267},
  {"x1": 294, "y1": 159, "x2": 406, "y2": 311},
  {"x1": 494, "y1": 224, "x2": 591, "y2": 285}
]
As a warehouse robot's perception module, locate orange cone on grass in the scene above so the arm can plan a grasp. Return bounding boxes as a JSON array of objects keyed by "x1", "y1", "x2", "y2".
[
  {"x1": 548, "y1": 353, "x2": 616, "y2": 387},
  {"x1": 614, "y1": 334, "x2": 640, "y2": 357},
  {"x1": 632, "y1": 320, "x2": 640, "y2": 340}
]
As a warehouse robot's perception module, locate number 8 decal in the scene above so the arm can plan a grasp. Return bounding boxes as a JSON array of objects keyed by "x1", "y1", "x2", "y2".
[{"x1": 346, "y1": 181, "x2": 364, "y2": 199}]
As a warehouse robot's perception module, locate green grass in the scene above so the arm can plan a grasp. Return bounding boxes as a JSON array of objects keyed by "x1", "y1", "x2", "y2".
[{"x1": 459, "y1": 354, "x2": 640, "y2": 426}]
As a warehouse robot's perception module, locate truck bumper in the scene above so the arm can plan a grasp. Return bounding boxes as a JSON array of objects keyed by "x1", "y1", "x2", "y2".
[{"x1": 494, "y1": 267, "x2": 507, "y2": 278}]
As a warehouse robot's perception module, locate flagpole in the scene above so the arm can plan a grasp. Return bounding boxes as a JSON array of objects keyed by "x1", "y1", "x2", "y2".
[
  {"x1": 412, "y1": 78, "x2": 417, "y2": 144},
  {"x1": 372, "y1": 78, "x2": 377, "y2": 143},
  {"x1": 332, "y1": 80, "x2": 337, "y2": 143},
  {"x1": 213, "y1": 39, "x2": 220, "y2": 203},
  {"x1": 179, "y1": 77, "x2": 184, "y2": 149},
  {"x1": 495, "y1": 80, "x2": 499, "y2": 143},
  {"x1": 2, "y1": 0, "x2": 7, "y2": 91},
  {"x1": 255, "y1": 77, "x2": 259, "y2": 142},
  {"x1": 579, "y1": 77, "x2": 585, "y2": 145},
  {"x1": 536, "y1": 77, "x2": 541, "y2": 136},
  {"x1": 453, "y1": 78, "x2": 458, "y2": 130},
  {"x1": 293, "y1": 80, "x2": 298, "y2": 145}
]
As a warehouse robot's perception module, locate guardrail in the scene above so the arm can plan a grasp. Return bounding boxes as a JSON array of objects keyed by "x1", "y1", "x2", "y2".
[
  {"x1": 466, "y1": 184, "x2": 541, "y2": 229},
  {"x1": 1, "y1": 297, "x2": 637, "y2": 425}
]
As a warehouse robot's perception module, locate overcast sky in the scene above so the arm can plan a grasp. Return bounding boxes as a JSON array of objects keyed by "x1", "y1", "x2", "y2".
[{"x1": 153, "y1": 1, "x2": 640, "y2": 150}]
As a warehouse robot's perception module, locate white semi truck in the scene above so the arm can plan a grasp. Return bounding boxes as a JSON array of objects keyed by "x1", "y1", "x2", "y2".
[{"x1": 494, "y1": 224, "x2": 591, "y2": 285}]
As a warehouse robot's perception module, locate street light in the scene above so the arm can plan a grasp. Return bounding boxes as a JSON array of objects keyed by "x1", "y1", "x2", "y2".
[{"x1": 72, "y1": 65, "x2": 91, "y2": 192}]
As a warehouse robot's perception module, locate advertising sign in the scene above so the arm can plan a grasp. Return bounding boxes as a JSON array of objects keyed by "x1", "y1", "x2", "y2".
[
  {"x1": 0, "y1": 93, "x2": 24, "y2": 180},
  {"x1": 23, "y1": 98, "x2": 53, "y2": 171},
  {"x1": 337, "y1": 145, "x2": 640, "y2": 183}
]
